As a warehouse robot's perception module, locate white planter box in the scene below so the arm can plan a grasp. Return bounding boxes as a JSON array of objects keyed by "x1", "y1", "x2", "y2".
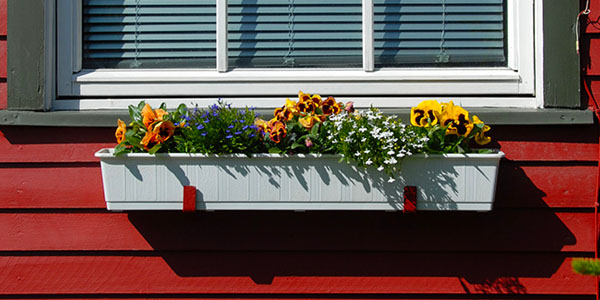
[{"x1": 95, "y1": 148, "x2": 504, "y2": 211}]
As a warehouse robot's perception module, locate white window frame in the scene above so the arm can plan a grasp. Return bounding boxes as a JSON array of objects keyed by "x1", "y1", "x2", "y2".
[{"x1": 55, "y1": 0, "x2": 538, "y2": 110}]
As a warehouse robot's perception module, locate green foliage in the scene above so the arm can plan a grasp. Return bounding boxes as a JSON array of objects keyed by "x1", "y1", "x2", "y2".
[
  {"x1": 174, "y1": 101, "x2": 264, "y2": 155},
  {"x1": 111, "y1": 99, "x2": 495, "y2": 167},
  {"x1": 572, "y1": 258, "x2": 600, "y2": 276}
]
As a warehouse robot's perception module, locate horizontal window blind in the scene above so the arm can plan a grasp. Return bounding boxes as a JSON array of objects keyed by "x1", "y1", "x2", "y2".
[
  {"x1": 82, "y1": 0, "x2": 506, "y2": 69},
  {"x1": 375, "y1": 0, "x2": 506, "y2": 67},
  {"x1": 228, "y1": 0, "x2": 362, "y2": 68},
  {"x1": 83, "y1": 0, "x2": 217, "y2": 69}
]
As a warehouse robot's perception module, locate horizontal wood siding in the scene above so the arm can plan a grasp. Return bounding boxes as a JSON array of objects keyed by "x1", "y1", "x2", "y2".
[
  {"x1": 1, "y1": 1, "x2": 599, "y2": 299},
  {"x1": 0, "y1": 124, "x2": 597, "y2": 299}
]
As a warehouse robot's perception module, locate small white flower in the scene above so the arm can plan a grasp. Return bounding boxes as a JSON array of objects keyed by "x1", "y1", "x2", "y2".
[
  {"x1": 354, "y1": 151, "x2": 361, "y2": 157},
  {"x1": 364, "y1": 149, "x2": 370, "y2": 154},
  {"x1": 345, "y1": 137, "x2": 354, "y2": 143},
  {"x1": 365, "y1": 159, "x2": 373, "y2": 165},
  {"x1": 387, "y1": 150, "x2": 395, "y2": 156},
  {"x1": 358, "y1": 127, "x2": 367, "y2": 133},
  {"x1": 387, "y1": 177, "x2": 396, "y2": 183},
  {"x1": 396, "y1": 152, "x2": 405, "y2": 158},
  {"x1": 361, "y1": 137, "x2": 367, "y2": 143},
  {"x1": 377, "y1": 166, "x2": 384, "y2": 171}
]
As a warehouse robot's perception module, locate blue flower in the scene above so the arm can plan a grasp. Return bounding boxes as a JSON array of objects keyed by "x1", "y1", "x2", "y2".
[
  {"x1": 249, "y1": 125, "x2": 258, "y2": 130},
  {"x1": 249, "y1": 133, "x2": 256, "y2": 138},
  {"x1": 196, "y1": 124, "x2": 204, "y2": 130},
  {"x1": 227, "y1": 125, "x2": 234, "y2": 129},
  {"x1": 242, "y1": 125, "x2": 249, "y2": 130},
  {"x1": 234, "y1": 131, "x2": 242, "y2": 135},
  {"x1": 210, "y1": 104, "x2": 219, "y2": 111},
  {"x1": 204, "y1": 119, "x2": 210, "y2": 123},
  {"x1": 226, "y1": 135, "x2": 233, "y2": 139},
  {"x1": 201, "y1": 132, "x2": 207, "y2": 136}
]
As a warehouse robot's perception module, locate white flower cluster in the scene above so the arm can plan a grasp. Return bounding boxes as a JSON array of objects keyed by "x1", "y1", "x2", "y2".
[{"x1": 324, "y1": 108, "x2": 428, "y2": 180}]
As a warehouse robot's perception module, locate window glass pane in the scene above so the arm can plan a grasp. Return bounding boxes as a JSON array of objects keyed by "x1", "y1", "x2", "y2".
[
  {"x1": 228, "y1": 0, "x2": 362, "y2": 68},
  {"x1": 83, "y1": 0, "x2": 216, "y2": 69},
  {"x1": 374, "y1": 0, "x2": 507, "y2": 67}
]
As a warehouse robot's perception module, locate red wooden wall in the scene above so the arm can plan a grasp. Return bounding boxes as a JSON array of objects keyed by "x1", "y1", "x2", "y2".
[{"x1": 1, "y1": 1, "x2": 600, "y2": 300}]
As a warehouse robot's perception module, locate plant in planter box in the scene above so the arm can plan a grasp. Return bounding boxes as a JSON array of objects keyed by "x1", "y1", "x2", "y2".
[{"x1": 100, "y1": 94, "x2": 503, "y2": 211}]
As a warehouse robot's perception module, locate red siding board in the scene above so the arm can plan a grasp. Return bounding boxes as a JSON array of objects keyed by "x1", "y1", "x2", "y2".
[
  {"x1": 0, "y1": 163, "x2": 594, "y2": 209},
  {"x1": 0, "y1": 211, "x2": 591, "y2": 252},
  {"x1": 0, "y1": 40, "x2": 5, "y2": 78},
  {"x1": 584, "y1": 36, "x2": 600, "y2": 75},
  {"x1": 0, "y1": 0, "x2": 5, "y2": 36},
  {"x1": 0, "y1": 81, "x2": 6, "y2": 110},
  {"x1": 492, "y1": 125, "x2": 598, "y2": 162},
  {"x1": 0, "y1": 127, "x2": 115, "y2": 163},
  {"x1": 496, "y1": 163, "x2": 597, "y2": 208},
  {"x1": 0, "y1": 254, "x2": 593, "y2": 295},
  {"x1": 0, "y1": 126, "x2": 597, "y2": 162},
  {"x1": 583, "y1": 0, "x2": 600, "y2": 34},
  {"x1": 0, "y1": 165, "x2": 105, "y2": 208}
]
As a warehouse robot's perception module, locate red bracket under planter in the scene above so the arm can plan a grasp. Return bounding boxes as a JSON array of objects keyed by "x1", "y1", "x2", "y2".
[
  {"x1": 403, "y1": 186, "x2": 417, "y2": 213},
  {"x1": 183, "y1": 185, "x2": 196, "y2": 212}
]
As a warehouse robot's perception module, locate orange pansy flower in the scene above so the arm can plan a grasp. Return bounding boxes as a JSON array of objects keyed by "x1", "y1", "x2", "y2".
[
  {"x1": 115, "y1": 119, "x2": 127, "y2": 144},
  {"x1": 321, "y1": 96, "x2": 343, "y2": 115},
  {"x1": 153, "y1": 121, "x2": 175, "y2": 143},
  {"x1": 267, "y1": 119, "x2": 287, "y2": 144},
  {"x1": 274, "y1": 105, "x2": 294, "y2": 122},
  {"x1": 141, "y1": 130, "x2": 160, "y2": 151},
  {"x1": 299, "y1": 115, "x2": 321, "y2": 130},
  {"x1": 141, "y1": 103, "x2": 168, "y2": 130}
]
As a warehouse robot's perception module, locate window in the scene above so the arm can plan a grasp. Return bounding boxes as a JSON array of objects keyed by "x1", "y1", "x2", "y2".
[{"x1": 55, "y1": 0, "x2": 537, "y2": 110}]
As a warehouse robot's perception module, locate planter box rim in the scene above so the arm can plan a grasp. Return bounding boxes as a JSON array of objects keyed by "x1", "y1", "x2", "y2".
[{"x1": 95, "y1": 148, "x2": 505, "y2": 159}]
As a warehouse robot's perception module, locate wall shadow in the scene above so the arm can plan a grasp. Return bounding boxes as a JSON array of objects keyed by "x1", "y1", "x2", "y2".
[{"x1": 128, "y1": 154, "x2": 575, "y2": 290}]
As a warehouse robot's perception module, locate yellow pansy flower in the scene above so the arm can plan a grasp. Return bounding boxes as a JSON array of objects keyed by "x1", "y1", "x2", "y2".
[
  {"x1": 410, "y1": 100, "x2": 442, "y2": 127},
  {"x1": 440, "y1": 101, "x2": 473, "y2": 137},
  {"x1": 472, "y1": 115, "x2": 491, "y2": 145}
]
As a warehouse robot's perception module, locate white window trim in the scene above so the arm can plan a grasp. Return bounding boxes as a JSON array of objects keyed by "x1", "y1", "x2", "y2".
[{"x1": 55, "y1": 0, "x2": 539, "y2": 110}]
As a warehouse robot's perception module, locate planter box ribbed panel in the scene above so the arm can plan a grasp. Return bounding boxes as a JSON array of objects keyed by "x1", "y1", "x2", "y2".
[{"x1": 95, "y1": 149, "x2": 504, "y2": 211}]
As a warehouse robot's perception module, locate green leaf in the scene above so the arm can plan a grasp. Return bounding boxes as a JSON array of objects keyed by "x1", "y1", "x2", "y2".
[
  {"x1": 148, "y1": 144, "x2": 162, "y2": 154},
  {"x1": 311, "y1": 123, "x2": 320, "y2": 136},
  {"x1": 268, "y1": 147, "x2": 282, "y2": 154},
  {"x1": 113, "y1": 143, "x2": 129, "y2": 156},
  {"x1": 291, "y1": 142, "x2": 304, "y2": 150}
]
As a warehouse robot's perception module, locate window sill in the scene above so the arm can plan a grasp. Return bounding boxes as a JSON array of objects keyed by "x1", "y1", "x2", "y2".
[{"x1": 0, "y1": 108, "x2": 594, "y2": 127}]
